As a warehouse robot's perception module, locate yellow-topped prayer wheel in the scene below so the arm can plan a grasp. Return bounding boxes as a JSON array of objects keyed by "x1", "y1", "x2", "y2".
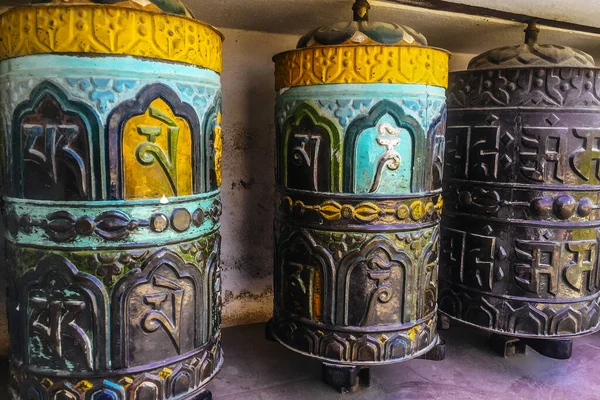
[
  {"x1": 0, "y1": 1, "x2": 224, "y2": 399},
  {"x1": 270, "y1": 0, "x2": 450, "y2": 391}
]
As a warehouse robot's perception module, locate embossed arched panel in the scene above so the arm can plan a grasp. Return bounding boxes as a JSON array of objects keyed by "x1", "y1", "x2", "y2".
[
  {"x1": 507, "y1": 304, "x2": 549, "y2": 335},
  {"x1": 87, "y1": 380, "x2": 125, "y2": 400},
  {"x1": 336, "y1": 235, "x2": 412, "y2": 326},
  {"x1": 19, "y1": 254, "x2": 108, "y2": 372},
  {"x1": 281, "y1": 102, "x2": 342, "y2": 192},
  {"x1": 125, "y1": 373, "x2": 164, "y2": 400},
  {"x1": 205, "y1": 235, "x2": 222, "y2": 341},
  {"x1": 279, "y1": 229, "x2": 336, "y2": 324},
  {"x1": 107, "y1": 83, "x2": 202, "y2": 200},
  {"x1": 204, "y1": 94, "x2": 223, "y2": 191},
  {"x1": 417, "y1": 227, "x2": 440, "y2": 318},
  {"x1": 11, "y1": 81, "x2": 101, "y2": 200},
  {"x1": 343, "y1": 100, "x2": 424, "y2": 194},
  {"x1": 111, "y1": 249, "x2": 203, "y2": 369},
  {"x1": 429, "y1": 106, "x2": 447, "y2": 191}
]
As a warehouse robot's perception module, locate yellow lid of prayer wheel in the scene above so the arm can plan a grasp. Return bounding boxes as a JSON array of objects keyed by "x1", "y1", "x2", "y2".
[
  {"x1": 0, "y1": 0, "x2": 223, "y2": 72},
  {"x1": 273, "y1": 0, "x2": 450, "y2": 90}
]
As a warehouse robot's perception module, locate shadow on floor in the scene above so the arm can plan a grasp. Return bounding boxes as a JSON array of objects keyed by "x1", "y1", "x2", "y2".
[
  {"x1": 207, "y1": 323, "x2": 600, "y2": 400},
  {"x1": 2, "y1": 324, "x2": 600, "y2": 399},
  {"x1": 0, "y1": 355, "x2": 8, "y2": 398}
]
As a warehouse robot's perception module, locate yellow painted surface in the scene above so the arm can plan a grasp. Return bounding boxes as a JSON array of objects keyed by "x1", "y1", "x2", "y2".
[
  {"x1": 274, "y1": 45, "x2": 449, "y2": 89},
  {"x1": 313, "y1": 268, "x2": 322, "y2": 321},
  {"x1": 123, "y1": 98, "x2": 193, "y2": 200},
  {"x1": 0, "y1": 5, "x2": 223, "y2": 72},
  {"x1": 214, "y1": 112, "x2": 223, "y2": 187}
]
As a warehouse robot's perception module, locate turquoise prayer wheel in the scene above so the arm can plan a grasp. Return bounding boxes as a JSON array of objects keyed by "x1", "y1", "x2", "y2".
[
  {"x1": 0, "y1": 1, "x2": 224, "y2": 399},
  {"x1": 270, "y1": 0, "x2": 450, "y2": 387}
]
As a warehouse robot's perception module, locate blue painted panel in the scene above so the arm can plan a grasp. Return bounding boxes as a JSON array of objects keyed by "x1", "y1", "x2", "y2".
[{"x1": 354, "y1": 113, "x2": 413, "y2": 194}]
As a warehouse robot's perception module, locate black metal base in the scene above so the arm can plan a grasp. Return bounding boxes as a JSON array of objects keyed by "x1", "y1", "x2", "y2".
[
  {"x1": 320, "y1": 336, "x2": 445, "y2": 393},
  {"x1": 488, "y1": 334, "x2": 573, "y2": 360},
  {"x1": 522, "y1": 337, "x2": 573, "y2": 360},
  {"x1": 418, "y1": 335, "x2": 446, "y2": 361},
  {"x1": 265, "y1": 318, "x2": 276, "y2": 342},
  {"x1": 321, "y1": 363, "x2": 371, "y2": 394},
  {"x1": 438, "y1": 313, "x2": 451, "y2": 331},
  {"x1": 189, "y1": 389, "x2": 212, "y2": 400}
]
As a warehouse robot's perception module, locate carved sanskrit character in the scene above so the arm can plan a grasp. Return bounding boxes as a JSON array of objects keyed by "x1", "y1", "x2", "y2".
[
  {"x1": 291, "y1": 133, "x2": 323, "y2": 191},
  {"x1": 519, "y1": 127, "x2": 567, "y2": 183},
  {"x1": 564, "y1": 240, "x2": 597, "y2": 292},
  {"x1": 15, "y1": 86, "x2": 96, "y2": 200},
  {"x1": 515, "y1": 240, "x2": 561, "y2": 295},
  {"x1": 362, "y1": 256, "x2": 395, "y2": 326},
  {"x1": 141, "y1": 275, "x2": 185, "y2": 353},
  {"x1": 443, "y1": 229, "x2": 495, "y2": 291},
  {"x1": 112, "y1": 250, "x2": 201, "y2": 369},
  {"x1": 30, "y1": 298, "x2": 93, "y2": 369},
  {"x1": 369, "y1": 122, "x2": 403, "y2": 193},
  {"x1": 287, "y1": 262, "x2": 322, "y2": 321},
  {"x1": 571, "y1": 128, "x2": 600, "y2": 183},
  {"x1": 122, "y1": 97, "x2": 193, "y2": 200},
  {"x1": 136, "y1": 106, "x2": 182, "y2": 195},
  {"x1": 446, "y1": 126, "x2": 500, "y2": 180},
  {"x1": 444, "y1": 228, "x2": 466, "y2": 283},
  {"x1": 23, "y1": 124, "x2": 86, "y2": 194},
  {"x1": 463, "y1": 233, "x2": 496, "y2": 292},
  {"x1": 285, "y1": 112, "x2": 333, "y2": 192},
  {"x1": 20, "y1": 255, "x2": 107, "y2": 372},
  {"x1": 468, "y1": 126, "x2": 500, "y2": 180}
]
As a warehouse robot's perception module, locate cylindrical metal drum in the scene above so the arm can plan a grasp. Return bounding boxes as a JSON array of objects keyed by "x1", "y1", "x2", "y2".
[
  {"x1": 271, "y1": 0, "x2": 449, "y2": 377},
  {"x1": 440, "y1": 22, "x2": 600, "y2": 342},
  {"x1": 0, "y1": 2, "x2": 224, "y2": 399}
]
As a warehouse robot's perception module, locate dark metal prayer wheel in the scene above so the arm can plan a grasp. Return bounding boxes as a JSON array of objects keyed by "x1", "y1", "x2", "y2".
[
  {"x1": 0, "y1": 1, "x2": 224, "y2": 398},
  {"x1": 270, "y1": 0, "x2": 449, "y2": 388},
  {"x1": 440, "y1": 21, "x2": 600, "y2": 349}
]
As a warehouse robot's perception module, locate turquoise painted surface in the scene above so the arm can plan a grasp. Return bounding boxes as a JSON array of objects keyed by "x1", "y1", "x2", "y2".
[
  {"x1": 276, "y1": 83, "x2": 446, "y2": 134},
  {"x1": 0, "y1": 54, "x2": 220, "y2": 126},
  {"x1": 276, "y1": 83, "x2": 446, "y2": 195},
  {"x1": 1, "y1": 51, "x2": 224, "y2": 394},
  {"x1": 4, "y1": 191, "x2": 220, "y2": 249},
  {"x1": 354, "y1": 113, "x2": 413, "y2": 194}
]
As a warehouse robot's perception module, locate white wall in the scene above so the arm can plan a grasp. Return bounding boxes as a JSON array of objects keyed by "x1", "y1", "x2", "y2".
[{"x1": 217, "y1": 28, "x2": 297, "y2": 327}]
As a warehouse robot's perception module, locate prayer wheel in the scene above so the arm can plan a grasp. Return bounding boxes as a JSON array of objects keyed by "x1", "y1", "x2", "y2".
[
  {"x1": 0, "y1": 1, "x2": 224, "y2": 398},
  {"x1": 270, "y1": 0, "x2": 449, "y2": 389},
  {"x1": 440, "y1": 21, "x2": 600, "y2": 356}
]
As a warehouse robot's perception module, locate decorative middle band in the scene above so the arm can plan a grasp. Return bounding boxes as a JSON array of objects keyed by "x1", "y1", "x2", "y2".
[
  {"x1": 276, "y1": 189, "x2": 442, "y2": 230},
  {"x1": 273, "y1": 45, "x2": 449, "y2": 90},
  {"x1": 4, "y1": 192, "x2": 222, "y2": 248},
  {"x1": 0, "y1": 5, "x2": 223, "y2": 72}
]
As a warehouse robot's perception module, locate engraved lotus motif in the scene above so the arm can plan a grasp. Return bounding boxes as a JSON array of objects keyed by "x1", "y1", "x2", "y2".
[
  {"x1": 468, "y1": 21, "x2": 595, "y2": 70},
  {"x1": 297, "y1": 21, "x2": 427, "y2": 48}
]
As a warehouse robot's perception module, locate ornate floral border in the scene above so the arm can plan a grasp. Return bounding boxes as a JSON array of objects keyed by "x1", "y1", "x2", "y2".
[
  {"x1": 0, "y1": 6, "x2": 223, "y2": 72},
  {"x1": 274, "y1": 46, "x2": 449, "y2": 90}
]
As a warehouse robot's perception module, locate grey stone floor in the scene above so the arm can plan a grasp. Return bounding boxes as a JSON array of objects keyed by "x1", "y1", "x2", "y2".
[
  {"x1": 207, "y1": 323, "x2": 600, "y2": 400},
  {"x1": 2, "y1": 323, "x2": 600, "y2": 399}
]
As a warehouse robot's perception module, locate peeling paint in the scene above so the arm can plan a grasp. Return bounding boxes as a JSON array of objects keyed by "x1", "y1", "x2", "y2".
[
  {"x1": 222, "y1": 287, "x2": 273, "y2": 328},
  {"x1": 230, "y1": 178, "x2": 255, "y2": 190}
]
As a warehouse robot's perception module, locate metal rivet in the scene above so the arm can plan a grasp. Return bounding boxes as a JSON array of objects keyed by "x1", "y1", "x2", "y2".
[
  {"x1": 171, "y1": 208, "x2": 192, "y2": 232},
  {"x1": 150, "y1": 213, "x2": 169, "y2": 232}
]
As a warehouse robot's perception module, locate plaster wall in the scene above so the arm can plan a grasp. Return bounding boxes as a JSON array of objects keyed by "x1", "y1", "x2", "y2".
[{"x1": 0, "y1": 28, "x2": 476, "y2": 358}]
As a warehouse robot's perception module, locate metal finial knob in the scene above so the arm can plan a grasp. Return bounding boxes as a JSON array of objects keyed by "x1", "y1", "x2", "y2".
[
  {"x1": 524, "y1": 19, "x2": 540, "y2": 45},
  {"x1": 353, "y1": 0, "x2": 370, "y2": 22}
]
